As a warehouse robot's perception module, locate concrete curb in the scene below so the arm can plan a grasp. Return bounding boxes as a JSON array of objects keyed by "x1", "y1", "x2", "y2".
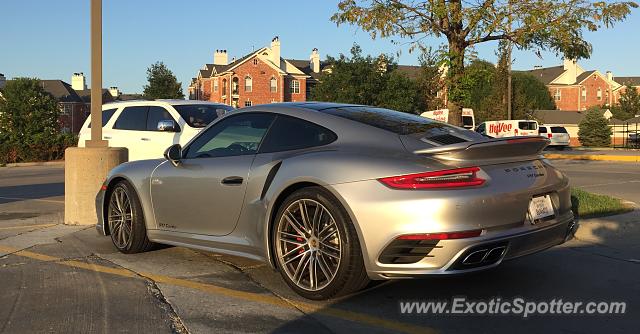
[
  {"x1": 2, "y1": 161, "x2": 65, "y2": 168},
  {"x1": 545, "y1": 154, "x2": 640, "y2": 162}
]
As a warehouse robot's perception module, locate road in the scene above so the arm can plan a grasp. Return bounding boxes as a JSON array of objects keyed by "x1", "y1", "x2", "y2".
[{"x1": 0, "y1": 162, "x2": 638, "y2": 334}]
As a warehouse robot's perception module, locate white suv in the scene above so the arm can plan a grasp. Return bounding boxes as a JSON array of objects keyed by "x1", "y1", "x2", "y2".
[
  {"x1": 78, "y1": 100, "x2": 233, "y2": 161},
  {"x1": 539, "y1": 125, "x2": 570, "y2": 149}
]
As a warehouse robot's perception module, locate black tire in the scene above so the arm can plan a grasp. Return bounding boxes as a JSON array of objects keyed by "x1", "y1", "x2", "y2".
[
  {"x1": 107, "y1": 181, "x2": 155, "y2": 254},
  {"x1": 272, "y1": 186, "x2": 369, "y2": 300}
]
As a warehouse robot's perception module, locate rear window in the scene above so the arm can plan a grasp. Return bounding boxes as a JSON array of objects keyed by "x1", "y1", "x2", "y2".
[
  {"x1": 550, "y1": 127, "x2": 568, "y2": 133},
  {"x1": 320, "y1": 106, "x2": 451, "y2": 135},
  {"x1": 539, "y1": 127, "x2": 547, "y2": 133},
  {"x1": 87, "y1": 108, "x2": 117, "y2": 128},
  {"x1": 462, "y1": 116, "x2": 474, "y2": 127},
  {"x1": 259, "y1": 115, "x2": 337, "y2": 153},
  {"x1": 173, "y1": 104, "x2": 233, "y2": 128},
  {"x1": 518, "y1": 121, "x2": 538, "y2": 130}
]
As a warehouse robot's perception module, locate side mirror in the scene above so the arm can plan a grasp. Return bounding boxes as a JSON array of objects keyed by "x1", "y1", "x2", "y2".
[
  {"x1": 157, "y1": 120, "x2": 179, "y2": 132},
  {"x1": 164, "y1": 144, "x2": 182, "y2": 167}
]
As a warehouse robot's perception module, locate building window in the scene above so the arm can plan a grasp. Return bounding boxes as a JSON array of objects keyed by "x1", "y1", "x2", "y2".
[
  {"x1": 245, "y1": 76, "x2": 252, "y2": 92},
  {"x1": 232, "y1": 77, "x2": 239, "y2": 95},
  {"x1": 213, "y1": 79, "x2": 218, "y2": 92},
  {"x1": 290, "y1": 80, "x2": 300, "y2": 94},
  {"x1": 60, "y1": 104, "x2": 72, "y2": 115},
  {"x1": 270, "y1": 77, "x2": 277, "y2": 93},
  {"x1": 581, "y1": 87, "x2": 587, "y2": 101},
  {"x1": 554, "y1": 88, "x2": 561, "y2": 101},
  {"x1": 597, "y1": 87, "x2": 602, "y2": 100},
  {"x1": 222, "y1": 79, "x2": 227, "y2": 95},
  {"x1": 244, "y1": 100, "x2": 252, "y2": 107},
  {"x1": 253, "y1": 58, "x2": 259, "y2": 66}
]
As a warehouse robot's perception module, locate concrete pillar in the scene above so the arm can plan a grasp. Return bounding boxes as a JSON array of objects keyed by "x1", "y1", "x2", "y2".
[{"x1": 64, "y1": 147, "x2": 128, "y2": 225}]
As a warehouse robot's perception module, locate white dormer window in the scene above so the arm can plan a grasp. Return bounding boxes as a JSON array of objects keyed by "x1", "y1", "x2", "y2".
[
  {"x1": 554, "y1": 88, "x2": 561, "y2": 101},
  {"x1": 597, "y1": 87, "x2": 602, "y2": 100}
]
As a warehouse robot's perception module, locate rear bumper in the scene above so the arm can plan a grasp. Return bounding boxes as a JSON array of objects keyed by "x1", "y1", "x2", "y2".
[{"x1": 367, "y1": 212, "x2": 577, "y2": 279}]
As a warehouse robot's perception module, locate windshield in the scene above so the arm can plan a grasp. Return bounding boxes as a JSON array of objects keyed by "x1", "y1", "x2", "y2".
[{"x1": 173, "y1": 104, "x2": 234, "y2": 128}]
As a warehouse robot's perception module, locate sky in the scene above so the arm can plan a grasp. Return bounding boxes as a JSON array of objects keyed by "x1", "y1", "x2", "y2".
[{"x1": 1, "y1": 0, "x2": 639, "y2": 94}]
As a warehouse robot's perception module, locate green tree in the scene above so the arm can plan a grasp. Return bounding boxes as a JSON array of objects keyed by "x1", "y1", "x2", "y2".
[
  {"x1": 511, "y1": 72, "x2": 556, "y2": 119},
  {"x1": 0, "y1": 78, "x2": 75, "y2": 163},
  {"x1": 143, "y1": 61, "x2": 184, "y2": 100},
  {"x1": 461, "y1": 59, "x2": 497, "y2": 122},
  {"x1": 415, "y1": 48, "x2": 446, "y2": 110},
  {"x1": 332, "y1": 0, "x2": 637, "y2": 126},
  {"x1": 618, "y1": 85, "x2": 640, "y2": 119},
  {"x1": 578, "y1": 108, "x2": 613, "y2": 147},
  {"x1": 310, "y1": 44, "x2": 420, "y2": 113},
  {"x1": 0, "y1": 78, "x2": 60, "y2": 141}
]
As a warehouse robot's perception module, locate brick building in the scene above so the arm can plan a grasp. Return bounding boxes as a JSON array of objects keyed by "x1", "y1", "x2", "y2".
[
  {"x1": 526, "y1": 59, "x2": 640, "y2": 111},
  {"x1": 189, "y1": 37, "x2": 326, "y2": 106}
]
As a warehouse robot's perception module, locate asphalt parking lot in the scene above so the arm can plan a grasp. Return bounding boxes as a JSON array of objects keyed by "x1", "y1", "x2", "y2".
[{"x1": 0, "y1": 162, "x2": 638, "y2": 333}]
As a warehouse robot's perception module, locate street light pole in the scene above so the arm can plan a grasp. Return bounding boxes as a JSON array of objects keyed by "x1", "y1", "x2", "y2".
[
  {"x1": 506, "y1": 0, "x2": 513, "y2": 120},
  {"x1": 87, "y1": 0, "x2": 107, "y2": 147}
]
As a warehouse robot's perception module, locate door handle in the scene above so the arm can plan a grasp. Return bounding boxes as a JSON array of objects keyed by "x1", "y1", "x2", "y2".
[
  {"x1": 140, "y1": 138, "x2": 151, "y2": 141},
  {"x1": 221, "y1": 176, "x2": 244, "y2": 185}
]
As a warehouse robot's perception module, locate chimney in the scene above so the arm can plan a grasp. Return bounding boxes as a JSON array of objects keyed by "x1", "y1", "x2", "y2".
[
  {"x1": 213, "y1": 49, "x2": 228, "y2": 66},
  {"x1": 606, "y1": 71, "x2": 613, "y2": 83},
  {"x1": 270, "y1": 36, "x2": 281, "y2": 69},
  {"x1": 310, "y1": 48, "x2": 320, "y2": 73},
  {"x1": 0, "y1": 73, "x2": 6, "y2": 89},
  {"x1": 71, "y1": 72, "x2": 86, "y2": 91},
  {"x1": 563, "y1": 58, "x2": 577, "y2": 83},
  {"x1": 108, "y1": 86, "x2": 120, "y2": 98}
]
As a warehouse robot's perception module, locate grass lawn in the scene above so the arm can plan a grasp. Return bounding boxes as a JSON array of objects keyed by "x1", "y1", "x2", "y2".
[{"x1": 571, "y1": 188, "x2": 634, "y2": 218}]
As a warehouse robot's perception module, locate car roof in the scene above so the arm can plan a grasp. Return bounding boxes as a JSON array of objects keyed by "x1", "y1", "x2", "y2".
[{"x1": 102, "y1": 99, "x2": 231, "y2": 109}]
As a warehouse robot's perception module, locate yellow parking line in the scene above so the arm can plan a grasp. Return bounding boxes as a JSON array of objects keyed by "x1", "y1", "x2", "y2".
[
  {"x1": 545, "y1": 154, "x2": 640, "y2": 162},
  {"x1": 0, "y1": 245, "x2": 436, "y2": 334},
  {"x1": 0, "y1": 223, "x2": 57, "y2": 231}
]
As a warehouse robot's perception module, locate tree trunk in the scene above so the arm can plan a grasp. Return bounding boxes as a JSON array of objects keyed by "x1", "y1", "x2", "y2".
[{"x1": 446, "y1": 39, "x2": 465, "y2": 127}]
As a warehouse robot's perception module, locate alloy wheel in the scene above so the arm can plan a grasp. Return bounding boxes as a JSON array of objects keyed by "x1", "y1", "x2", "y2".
[
  {"x1": 108, "y1": 186, "x2": 134, "y2": 249},
  {"x1": 275, "y1": 199, "x2": 342, "y2": 291}
]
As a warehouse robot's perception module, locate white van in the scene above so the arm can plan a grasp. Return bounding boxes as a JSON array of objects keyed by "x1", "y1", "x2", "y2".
[
  {"x1": 78, "y1": 100, "x2": 233, "y2": 161},
  {"x1": 421, "y1": 108, "x2": 475, "y2": 130},
  {"x1": 475, "y1": 120, "x2": 539, "y2": 138}
]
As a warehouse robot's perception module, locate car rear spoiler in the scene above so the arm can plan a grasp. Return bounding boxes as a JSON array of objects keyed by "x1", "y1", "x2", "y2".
[{"x1": 413, "y1": 136, "x2": 550, "y2": 163}]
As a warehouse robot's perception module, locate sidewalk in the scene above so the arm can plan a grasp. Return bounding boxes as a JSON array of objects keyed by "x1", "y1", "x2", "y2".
[{"x1": 545, "y1": 148, "x2": 640, "y2": 162}]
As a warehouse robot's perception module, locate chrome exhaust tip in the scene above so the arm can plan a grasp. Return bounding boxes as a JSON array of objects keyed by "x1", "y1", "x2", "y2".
[{"x1": 462, "y1": 249, "x2": 488, "y2": 265}]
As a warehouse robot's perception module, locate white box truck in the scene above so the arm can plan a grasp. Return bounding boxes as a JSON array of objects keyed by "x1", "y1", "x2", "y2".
[
  {"x1": 475, "y1": 120, "x2": 539, "y2": 138},
  {"x1": 421, "y1": 108, "x2": 475, "y2": 130}
]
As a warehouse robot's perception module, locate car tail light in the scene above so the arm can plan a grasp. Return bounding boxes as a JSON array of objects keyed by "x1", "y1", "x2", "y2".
[
  {"x1": 548, "y1": 133, "x2": 553, "y2": 138},
  {"x1": 378, "y1": 167, "x2": 485, "y2": 189},
  {"x1": 397, "y1": 229, "x2": 483, "y2": 240}
]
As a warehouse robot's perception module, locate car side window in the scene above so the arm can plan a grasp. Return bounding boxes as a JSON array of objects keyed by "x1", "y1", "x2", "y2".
[
  {"x1": 184, "y1": 113, "x2": 275, "y2": 159},
  {"x1": 88, "y1": 108, "x2": 118, "y2": 128},
  {"x1": 259, "y1": 115, "x2": 337, "y2": 153},
  {"x1": 539, "y1": 127, "x2": 547, "y2": 133},
  {"x1": 113, "y1": 106, "x2": 148, "y2": 131},
  {"x1": 146, "y1": 106, "x2": 178, "y2": 131}
]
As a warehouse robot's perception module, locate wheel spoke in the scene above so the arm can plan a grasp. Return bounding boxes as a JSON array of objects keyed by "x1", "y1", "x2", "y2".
[
  {"x1": 317, "y1": 253, "x2": 332, "y2": 280},
  {"x1": 284, "y1": 211, "x2": 306, "y2": 237},
  {"x1": 284, "y1": 249, "x2": 308, "y2": 265},
  {"x1": 298, "y1": 201, "x2": 311, "y2": 231}
]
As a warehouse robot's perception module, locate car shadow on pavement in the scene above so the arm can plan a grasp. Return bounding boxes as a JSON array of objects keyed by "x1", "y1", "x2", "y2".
[
  {"x1": 268, "y1": 211, "x2": 640, "y2": 334},
  {"x1": 0, "y1": 182, "x2": 64, "y2": 204}
]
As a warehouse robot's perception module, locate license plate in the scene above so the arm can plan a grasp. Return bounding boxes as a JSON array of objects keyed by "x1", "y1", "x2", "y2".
[{"x1": 528, "y1": 195, "x2": 554, "y2": 223}]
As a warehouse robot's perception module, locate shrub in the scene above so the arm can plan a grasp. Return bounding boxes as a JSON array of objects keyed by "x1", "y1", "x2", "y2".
[{"x1": 578, "y1": 108, "x2": 612, "y2": 147}]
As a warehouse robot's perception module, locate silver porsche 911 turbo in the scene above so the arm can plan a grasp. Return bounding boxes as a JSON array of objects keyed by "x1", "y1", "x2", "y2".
[{"x1": 96, "y1": 102, "x2": 578, "y2": 300}]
